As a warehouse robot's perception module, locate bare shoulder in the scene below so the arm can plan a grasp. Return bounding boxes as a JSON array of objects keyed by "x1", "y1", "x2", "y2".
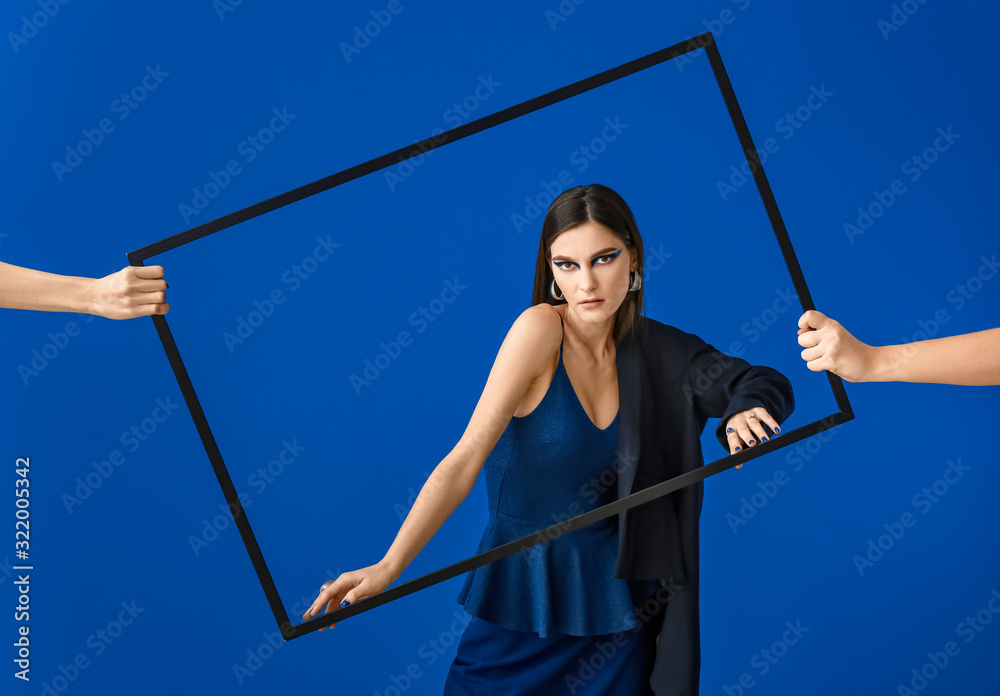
[
  {"x1": 505, "y1": 303, "x2": 563, "y2": 357},
  {"x1": 444, "y1": 303, "x2": 563, "y2": 478}
]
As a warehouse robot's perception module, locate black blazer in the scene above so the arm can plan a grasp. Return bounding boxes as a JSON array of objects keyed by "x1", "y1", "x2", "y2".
[{"x1": 613, "y1": 315, "x2": 795, "y2": 696}]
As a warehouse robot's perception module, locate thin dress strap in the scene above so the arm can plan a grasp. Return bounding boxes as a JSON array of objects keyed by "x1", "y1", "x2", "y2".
[{"x1": 557, "y1": 308, "x2": 565, "y2": 358}]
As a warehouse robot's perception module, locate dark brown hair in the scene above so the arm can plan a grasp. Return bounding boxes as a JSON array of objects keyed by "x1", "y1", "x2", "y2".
[{"x1": 531, "y1": 183, "x2": 646, "y2": 345}]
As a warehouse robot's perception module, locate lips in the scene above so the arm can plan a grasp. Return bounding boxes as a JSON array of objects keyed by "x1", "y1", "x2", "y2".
[{"x1": 580, "y1": 299, "x2": 604, "y2": 307}]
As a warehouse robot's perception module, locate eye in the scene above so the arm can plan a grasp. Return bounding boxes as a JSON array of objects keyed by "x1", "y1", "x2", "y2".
[
  {"x1": 554, "y1": 261, "x2": 577, "y2": 271},
  {"x1": 592, "y1": 249, "x2": 622, "y2": 266}
]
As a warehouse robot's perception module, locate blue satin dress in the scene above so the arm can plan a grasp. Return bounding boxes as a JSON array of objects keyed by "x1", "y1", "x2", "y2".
[{"x1": 444, "y1": 313, "x2": 659, "y2": 695}]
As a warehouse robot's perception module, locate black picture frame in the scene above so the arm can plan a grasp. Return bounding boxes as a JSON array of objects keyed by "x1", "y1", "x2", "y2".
[{"x1": 128, "y1": 31, "x2": 854, "y2": 641}]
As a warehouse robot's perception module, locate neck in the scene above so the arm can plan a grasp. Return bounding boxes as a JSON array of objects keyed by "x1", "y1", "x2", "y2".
[{"x1": 560, "y1": 305, "x2": 615, "y2": 361}]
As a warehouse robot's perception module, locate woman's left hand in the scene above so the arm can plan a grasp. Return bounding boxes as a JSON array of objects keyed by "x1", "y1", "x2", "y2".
[{"x1": 725, "y1": 407, "x2": 780, "y2": 468}]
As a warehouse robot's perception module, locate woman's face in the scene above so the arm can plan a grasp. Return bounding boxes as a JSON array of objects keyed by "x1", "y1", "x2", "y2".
[{"x1": 549, "y1": 220, "x2": 637, "y2": 326}]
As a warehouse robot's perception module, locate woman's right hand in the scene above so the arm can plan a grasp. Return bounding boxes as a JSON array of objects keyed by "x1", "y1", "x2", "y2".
[{"x1": 301, "y1": 562, "x2": 395, "y2": 631}]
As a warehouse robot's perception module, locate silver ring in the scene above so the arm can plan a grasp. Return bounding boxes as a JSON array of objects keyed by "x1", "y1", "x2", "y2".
[
  {"x1": 747, "y1": 413, "x2": 757, "y2": 419},
  {"x1": 321, "y1": 580, "x2": 335, "y2": 592}
]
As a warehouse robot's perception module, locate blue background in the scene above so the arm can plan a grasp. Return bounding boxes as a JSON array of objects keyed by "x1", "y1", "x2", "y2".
[{"x1": 2, "y1": 1, "x2": 998, "y2": 694}]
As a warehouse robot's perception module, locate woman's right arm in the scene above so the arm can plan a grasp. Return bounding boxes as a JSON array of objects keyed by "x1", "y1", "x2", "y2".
[{"x1": 302, "y1": 304, "x2": 561, "y2": 628}]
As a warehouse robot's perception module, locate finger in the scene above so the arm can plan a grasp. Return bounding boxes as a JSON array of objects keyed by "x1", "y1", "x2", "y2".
[
  {"x1": 324, "y1": 583, "x2": 364, "y2": 631},
  {"x1": 804, "y1": 356, "x2": 829, "y2": 373},
  {"x1": 133, "y1": 265, "x2": 166, "y2": 280},
  {"x1": 126, "y1": 291, "x2": 167, "y2": 306},
  {"x1": 725, "y1": 427, "x2": 745, "y2": 468},
  {"x1": 747, "y1": 416, "x2": 768, "y2": 443},
  {"x1": 140, "y1": 303, "x2": 170, "y2": 317},
  {"x1": 133, "y1": 279, "x2": 169, "y2": 294},
  {"x1": 755, "y1": 408, "x2": 781, "y2": 435},
  {"x1": 736, "y1": 420, "x2": 756, "y2": 449},
  {"x1": 122, "y1": 273, "x2": 168, "y2": 293},
  {"x1": 316, "y1": 591, "x2": 350, "y2": 631},
  {"x1": 800, "y1": 344, "x2": 826, "y2": 363},
  {"x1": 797, "y1": 330, "x2": 822, "y2": 348},
  {"x1": 797, "y1": 310, "x2": 828, "y2": 332},
  {"x1": 341, "y1": 578, "x2": 370, "y2": 607},
  {"x1": 725, "y1": 426, "x2": 745, "y2": 456},
  {"x1": 302, "y1": 588, "x2": 332, "y2": 620},
  {"x1": 303, "y1": 577, "x2": 348, "y2": 619}
]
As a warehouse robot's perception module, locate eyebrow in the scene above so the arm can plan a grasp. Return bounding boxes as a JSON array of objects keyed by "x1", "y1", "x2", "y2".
[{"x1": 551, "y1": 247, "x2": 621, "y2": 263}]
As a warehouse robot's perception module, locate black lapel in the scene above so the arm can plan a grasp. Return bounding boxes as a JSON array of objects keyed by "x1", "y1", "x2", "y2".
[{"x1": 615, "y1": 328, "x2": 643, "y2": 499}]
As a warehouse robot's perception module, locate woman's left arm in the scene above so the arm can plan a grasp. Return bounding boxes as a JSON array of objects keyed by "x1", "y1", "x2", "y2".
[{"x1": 683, "y1": 337, "x2": 795, "y2": 462}]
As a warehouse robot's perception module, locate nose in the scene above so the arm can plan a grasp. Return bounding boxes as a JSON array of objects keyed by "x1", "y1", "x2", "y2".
[{"x1": 578, "y1": 267, "x2": 598, "y2": 292}]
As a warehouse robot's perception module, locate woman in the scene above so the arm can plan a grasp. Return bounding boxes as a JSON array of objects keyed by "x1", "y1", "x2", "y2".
[{"x1": 303, "y1": 184, "x2": 794, "y2": 695}]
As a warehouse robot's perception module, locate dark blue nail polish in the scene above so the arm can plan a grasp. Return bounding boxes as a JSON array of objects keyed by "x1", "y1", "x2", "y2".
[
  {"x1": 748, "y1": 440, "x2": 755, "y2": 445},
  {"x1": 761, "y1": 437, "x2": 768, "y2": 442},
  {"x1": 726, "y1": 427, "x2": 734, "y2": 433},
  {"x1": 735, "y1": 446, "x2": 741, "y2": 452},
  {"x1": 340, "y1": 600, "x2": 350, "y2": 608},
  {"x1": 774, "y1": 426, "x2": 780, "y2": 433}
]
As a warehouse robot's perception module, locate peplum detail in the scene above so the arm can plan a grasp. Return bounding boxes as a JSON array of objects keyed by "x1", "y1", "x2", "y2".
[
  {"x1": 456, "y1": 500, "x2": 648, "y2": 638},
  {"x1": 456, "y1": 313, "x2": 653, "y2": 638}
]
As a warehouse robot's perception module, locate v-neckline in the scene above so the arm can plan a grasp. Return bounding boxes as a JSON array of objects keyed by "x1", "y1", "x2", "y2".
[{"x1": 558, "y1": 318, "x2": 619, "y2": 432}]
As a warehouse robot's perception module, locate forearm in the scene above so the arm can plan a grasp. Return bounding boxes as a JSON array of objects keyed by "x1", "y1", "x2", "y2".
[
  {"x1": 379, "y1": 453, "x2": 478, "y2": 583},
  {"x1": 873, "y1": 328, "x2": 1000, "y2": 385},
  {"x1": 0, "y1": 262, "x2": 96, "y2": 314}
]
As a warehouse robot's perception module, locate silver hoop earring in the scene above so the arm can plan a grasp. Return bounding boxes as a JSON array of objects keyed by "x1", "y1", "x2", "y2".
[
  {"x1": 551, "y1": 278, "x2": 564, "y2": 300},
  {"x1": 628, "y1": 270, "x2": 642, "y2": 292}
]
